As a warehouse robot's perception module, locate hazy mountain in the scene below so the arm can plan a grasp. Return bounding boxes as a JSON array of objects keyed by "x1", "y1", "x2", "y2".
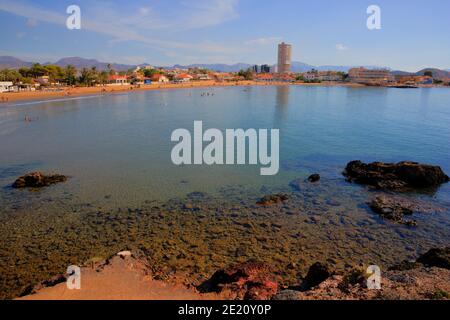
[
  {"x1": 169, "y1": 63, "x2": 253, "y2": 72},
  {"x1": 391, "y1": 70, "x2": 413, "y2": 76},
  {"x1": 290, "y1": 62, "x2": 316, "y2": 72},
  {"x1": 54, "y1": 57, "x2": 136, "y2": 71},
  {"x1": 0, "y1": 56, "x2": 33, "y2": 69},
  {"x1": 415, "y1": 68, "x2": 450, "y2": 80},
  {"x1": 0, "y1": 56, "x2": 448, "y2": 77}
]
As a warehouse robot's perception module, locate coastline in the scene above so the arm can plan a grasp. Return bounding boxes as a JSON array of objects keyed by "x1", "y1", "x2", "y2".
[
  {"x1": 0, "y1": 81, "x2": 364, "y2": 104},
  {"x1": 18, "y1": 249, "x2": 450, "y2": 300}
]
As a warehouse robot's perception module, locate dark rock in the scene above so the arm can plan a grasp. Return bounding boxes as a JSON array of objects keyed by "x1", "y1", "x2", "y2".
[
  {"x1": 256, "y1": 194, "x2": 288, "y2": 206},
  {"x1": 198, "y1": 261, "x2": 278, "y2": 300},
  {"x1": 369, "y1": 196, "x2": 417, "y2": 226},
  {"x1": 343, "y1": 160, "x2": 449, "y2": 191},
  {"x1": 308, "y1": 174, "x2": 321, "y2": 183},
  {"x1": 303, "y1": 262, "x2": 332, "y2": 290},
  {"x1": 12, "y1": 172, "x2": 67, "y2": 188},
  {"x1": 19, "y1": 274, "x2": 67, "y2": 297},
  {"x1": 417, "y1": 247, "x2": 450, "y2": 269}
]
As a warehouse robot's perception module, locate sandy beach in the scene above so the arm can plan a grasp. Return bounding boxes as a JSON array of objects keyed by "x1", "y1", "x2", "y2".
[{"x1": 0, "y1": 81, "x2": 363, "y2": 103}]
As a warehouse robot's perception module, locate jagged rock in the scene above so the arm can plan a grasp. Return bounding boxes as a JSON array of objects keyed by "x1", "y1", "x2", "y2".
[
  {"x1": 303, "y1": 262, "x2": 332, "y2": 290},
  {"x1": 417, "y1": 248, "x2": 450, "y2": 270},
  {"x1": 343, "y1": 161, "x2": 449, "y2": 191},
  {"x1": 12, "y1": 172, "x2": 67, "y2": 188},
  {"x1": 256, "y1": 194, "x2": 288, "y2": 206},
  {"x1": 308, "y1": 174, "x2": 321, "y2": 183},
  {"x1": 369, "y1": 196, "x2": 417, "y2": 226},
  {"x1": 198, "y1": 261, "x2": 278, "y2": 300}
]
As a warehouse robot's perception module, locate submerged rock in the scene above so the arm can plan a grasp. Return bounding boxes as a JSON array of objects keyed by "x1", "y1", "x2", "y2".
[
  {"x1": 343, "y1": 161, "x2": 449, "y2": 191},
  {"x1": 369, "y1": 196, "x2": 416, "y2": 226},
  {"x1": 308, "y1": 174, "x2": 321, "y2": 183},
  {"x1": 198, "y1": 261, "x2": 278, "y2": 300},
  {"x1": 417, "y1": 248, "x2": 450, "y2": 270},
  {"x1": 256, "y1": 194, "x2": 289, "y2": 206},
  {"x1": 12, "y1": 172, "x2": 67, "y2": 189}
]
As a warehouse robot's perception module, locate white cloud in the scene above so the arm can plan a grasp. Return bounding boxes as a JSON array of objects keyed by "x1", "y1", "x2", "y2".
[
  {"x1": 0, "y1": 0, "x2": 269, "y2": 64},
  {"x1": 0, "y1": 0, "x2": 237, "y2": 54},
  {"x1": 245, "y1": 37, "x2": 282, "y2": 46},
  {"x1": 180, "y1": 0, "x2": 239, "y2": 29},
  {"x1": 336, "y1": 43, "x2": 349, "y2": 51}
]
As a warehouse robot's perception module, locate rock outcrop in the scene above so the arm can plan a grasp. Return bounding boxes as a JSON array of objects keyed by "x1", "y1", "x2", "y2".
[
  {"x1": 198, "y1": 261, "x2": 278, "y2": 300},
  {"x1": 302, "y1": 262, "x2": 332, "y2": 290},
  {"x1": 308, "y1": 174, "x2": 321, "y2": 183},
  {"x1": 417, "y1": 247, "x2": 450, "y2": 270},
  {"x1": 343, "y1": 161, "x2": 449, "y2": 191},
  {"x1": 12, "y1": 172, "x2": 67, "y2": 188}
]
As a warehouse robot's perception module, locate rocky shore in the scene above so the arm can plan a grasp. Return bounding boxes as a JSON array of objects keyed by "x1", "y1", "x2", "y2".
[
  {"x1": 5, "y1": 160, "x2": 449, "y2": 300},
  {"x1": 19, "y1": 247, "x2": 450, "y2": 300}
]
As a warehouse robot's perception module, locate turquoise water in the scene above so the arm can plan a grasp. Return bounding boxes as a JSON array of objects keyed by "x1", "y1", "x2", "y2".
[
  {"x1": 1, "y1": 86, "x2": 449, "y2": 205},
  {"x1": 0, "y1": 85, "x2": 449, "y2": 298}
]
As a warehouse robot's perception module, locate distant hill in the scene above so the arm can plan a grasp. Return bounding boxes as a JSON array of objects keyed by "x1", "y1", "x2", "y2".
[
  {"x1": 0, "y1": 55, "x2": 448, "y2": 77},
  {"x1": 0, "y1": 56, "x2": 33, "y2": 69},
  {"x1": 391, "y1": 70, "x2": 413, "y2": 76},
  {"x1": 415, "y1": 68, "x2": 450, "y2": 80},
  {"x1": 54, "y1": 57, "x2": 136, "y2": 71},
  {"x1": 169, "y1": 63, "x2": 253, "y2": 72}
]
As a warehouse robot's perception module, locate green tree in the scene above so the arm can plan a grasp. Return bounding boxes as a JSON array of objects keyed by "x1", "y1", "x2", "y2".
[
  {"x1": 79, "y1": 68, "x2": 96, "y2": 86},
  {"x1": 0, "y1": 69, "x2": 23, "y2": 82},
  {"x1": 424, "y1": 71, "x2": 433, "y2": 77},
  {"x1": 44, "y1": 65, "x2": 64, "y2": 83},
  {"x1": 142, "y1": 68, "x2": 161, "y2": 78},
  {"x1": 29, "y1": 63, "x2": 48, "y2": 78},
  {"x1": 64, "y1": 65, "x2": 77, "y2": 85},
  {"x1": 107, "y1": 63, "x2": 115, "y2": 76},
  {"x1": 237, "y1": 68, "x2": 254, "y2": 80},
  {"x1": 98, "y1": 70, "x2": 109, "y2": 85}
]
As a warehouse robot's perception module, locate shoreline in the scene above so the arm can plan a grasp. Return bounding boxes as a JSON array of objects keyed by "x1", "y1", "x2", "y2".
[
  {"x1": 18, "y1": 248, "x2": 450, "y2": 300},
  {"x1": 0, "y1": 81, "x2": 364, "y2": 104}
]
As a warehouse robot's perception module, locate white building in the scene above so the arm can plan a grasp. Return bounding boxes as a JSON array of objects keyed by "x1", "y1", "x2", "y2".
[{"x1": 0, "y1": 81, "x2": 14, "y2": 93}]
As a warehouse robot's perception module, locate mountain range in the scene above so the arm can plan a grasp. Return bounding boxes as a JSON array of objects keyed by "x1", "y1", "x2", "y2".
[{"x1": 1, "y1": 56, "x2": 449, "y2": 78}]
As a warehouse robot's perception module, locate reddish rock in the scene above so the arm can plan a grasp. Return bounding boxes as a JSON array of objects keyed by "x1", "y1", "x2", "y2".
[{"x1": 198, "y1": 261, "x2": 278, "y2": 300}]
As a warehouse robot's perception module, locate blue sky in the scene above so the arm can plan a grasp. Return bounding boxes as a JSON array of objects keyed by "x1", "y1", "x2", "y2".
[{"x1": 1, "y1": 0, "x2": 449, "y2": 71}]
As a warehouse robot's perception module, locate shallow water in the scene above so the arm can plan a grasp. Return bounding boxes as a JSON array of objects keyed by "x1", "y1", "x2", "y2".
[{"x1": 0, "y1": 86, "x2": 449, "y2": 299}]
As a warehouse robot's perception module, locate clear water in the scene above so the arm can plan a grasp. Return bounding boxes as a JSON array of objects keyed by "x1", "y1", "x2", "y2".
[
  {"x1": 0, "y1": 85, "x2": 449, "y2": 298},
  {"x1": 1, "y1": 86, "x2": 449, "y2": 205}
]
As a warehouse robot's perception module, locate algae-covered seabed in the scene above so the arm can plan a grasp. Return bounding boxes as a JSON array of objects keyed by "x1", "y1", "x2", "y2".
[{"x1": 1, "y1": 176, "x2": 449, "y2": 300}]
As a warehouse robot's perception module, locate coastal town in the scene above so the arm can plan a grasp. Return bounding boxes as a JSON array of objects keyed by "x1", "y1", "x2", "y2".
[{"x1": 1, "y1": 42, "x2": 449, "y2": 101}]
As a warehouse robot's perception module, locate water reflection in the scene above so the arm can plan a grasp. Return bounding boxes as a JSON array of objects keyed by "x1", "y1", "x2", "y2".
[{"x1": 274, "y1": 85, "x2": 290, "y2": 123}]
